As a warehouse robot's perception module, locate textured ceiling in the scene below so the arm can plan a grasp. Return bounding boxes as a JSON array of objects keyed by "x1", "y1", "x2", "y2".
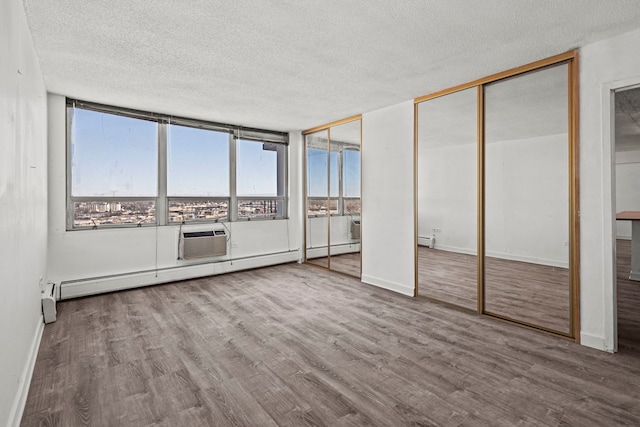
[{"x1": 22, "y1": 0, "x2": 640, "y2": 132}]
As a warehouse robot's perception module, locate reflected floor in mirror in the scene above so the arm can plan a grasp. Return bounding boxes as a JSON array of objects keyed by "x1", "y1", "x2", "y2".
[
  {"x1": 307, "y1": 253, "x2": 361, "y2": 278},
  {"x1": 328, "y1": 253, "x2": 361, "y2": 278},
  {"x1": 485, "y1": 256, "x2": 570, "y2": 333},
  {"x1": 417, "y1": 247, "x2": 477, "y2": 311},
  {"x1": 617, "y1": 239, "x2": 640, "y2": 354},
  {"x1": 418, "y1": 247, "x2": 570, "y2": 333},
  {"x1": 307, "y1": 256, "x2": 328, "y2": 268}
]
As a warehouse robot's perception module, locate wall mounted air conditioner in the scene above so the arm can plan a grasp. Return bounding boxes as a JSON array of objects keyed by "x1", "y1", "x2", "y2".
[
  {"x1": 418, "y1": 235, "x2": 436, "y2": 249},
  {"x1": 180, "y1": 230, "x2": 227, "y2": 260},
  {"x1": 350, "y1": 219, "x2": 361, "y2": 240}
]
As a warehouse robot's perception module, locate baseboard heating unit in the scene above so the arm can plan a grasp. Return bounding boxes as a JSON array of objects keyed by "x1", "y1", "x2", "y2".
[
  {"x1": 417, "y1": 235, "x2": 435, "y2": 249},
  {"x1": 180, "y1": 230, "x2": 227, "y2": 259}
]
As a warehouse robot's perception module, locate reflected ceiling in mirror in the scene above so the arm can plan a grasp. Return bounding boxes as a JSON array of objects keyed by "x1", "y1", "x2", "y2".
[{"x1": 485, "y1": 64, "x2": 568, "y2": 142}]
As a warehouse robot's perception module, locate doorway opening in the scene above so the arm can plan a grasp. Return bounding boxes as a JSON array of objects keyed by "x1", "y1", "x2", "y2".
[{"x1": 613, "y1": 85, "x2": 640, "y2": 355}]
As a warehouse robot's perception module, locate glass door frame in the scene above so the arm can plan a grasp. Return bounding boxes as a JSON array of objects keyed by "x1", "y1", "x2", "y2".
[{"x1": 413, "y1": 51, "x2": 580, "y2": 341}]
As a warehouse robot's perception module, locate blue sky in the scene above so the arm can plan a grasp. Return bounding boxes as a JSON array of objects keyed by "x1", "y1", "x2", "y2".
[
  {"x1": 72, "y1": 108, "x2": 283, "y2": 198},
  {"x1": 307, "y1": 148, "x2": 360, "y2": 197},
  {"x1": 72, "y1": 108, "x2": 157, "y2": 197},
  {"x1": 167, "y1": 125, "x2": 229, "y2": 196}
]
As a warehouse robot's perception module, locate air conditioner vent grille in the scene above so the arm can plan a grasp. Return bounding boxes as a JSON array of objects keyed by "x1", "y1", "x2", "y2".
[{"x1": 180, "y1": 229, "x2": 227, "y2": 259}]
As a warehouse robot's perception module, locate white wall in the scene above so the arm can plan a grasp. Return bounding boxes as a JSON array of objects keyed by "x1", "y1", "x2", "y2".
[
  {"x1": 485, "y1": 133, "x2": 569, "y2": 267},
  {"x1": 0, "y1": 1, "x2": 48, "y2": 425},
  {"x1": 615, "y1": 160, "x2": 640, "y2": 239},
  {"x1": 361, "y1": 100, "x2": 415, "y2": 296},
  {"x1": 418, "y1": 143, "x2": 477, "y2": 254},
  {"x1": 580, "y1": 26, "x2": 640, "y2": 351},
  {"x1": 418, "y1": 132, "x2": 569, "y2": 267},
  {"x1": 47, "y1": 94, "x2": 302, "y2": 297}
]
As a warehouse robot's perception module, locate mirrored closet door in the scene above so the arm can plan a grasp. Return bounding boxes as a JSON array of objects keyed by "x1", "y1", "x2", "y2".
[
  {"x1": 304, "y1": 117, "x2": 362, "y2": 279},
  {"x1": 414, "y1": 52, "x2": 578, "y2": 338},
  {"x1": 305, "y1": 129, "x2": 330, "y2": 269},
  {"x1": 484, "y1": 63, "x2": 571, "y2": 334},
  {"x1": 416, "y1": 88, "x2": 478, "y2": 310}
]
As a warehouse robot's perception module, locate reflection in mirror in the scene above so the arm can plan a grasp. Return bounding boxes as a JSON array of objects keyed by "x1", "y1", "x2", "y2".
[
  {"x1": 484, "y1": 63, "x2": 570, "y2": 333},
  {"x1": 417, "y1": 88, "x2": 477, "y2": 309},
  {"x1": 329, "y1": 120, "x2": 361, "y2": 277},
  {"x1": 306, "y1": 130, "x2": 330, "y2": 268}
]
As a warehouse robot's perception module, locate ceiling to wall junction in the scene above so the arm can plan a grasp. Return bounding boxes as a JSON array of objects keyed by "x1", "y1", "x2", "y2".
[{"x1": 23, "y1": 0, "x2": 640, "y2": 132}]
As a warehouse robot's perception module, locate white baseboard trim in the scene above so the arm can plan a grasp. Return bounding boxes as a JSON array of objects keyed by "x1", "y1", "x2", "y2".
[
  {"x1": 419, "y1": 244, "x2": 567, "y2": 268},
  {"x1": 616, "y1": 235, "x2": 631, "y2": 241},
  {"x1": 361, "y1": 274, "x2": 414, "y2": 297},
  {"x1": 485, "y1": 250, "x2": 568, "y2": 269},
  {"x1": 306, "y1": 244, "x2": 361, "y2": 259},
  {"x1": 61, "y1": 251, "x2": 298, "y2": 299},
  {"x1": 9, "y1": 316, "x2": 44, "y2": 427},
  {"x1": 580, "y1": 332, "x2": 614, "y2": 352},
  {"x1": 430, "y1": 244, "x2": 476, "y2": 256}
]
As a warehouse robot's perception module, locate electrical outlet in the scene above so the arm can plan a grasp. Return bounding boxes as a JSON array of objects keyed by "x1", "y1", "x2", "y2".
[
  {"x1": 432, "y1": 228, "x2": 442, "y2": 233},
  {"x1": 39, "y1": 276, "x2": 44, "y2": 292},
  {"x1": 231, "y1": 243, "x2": 239, "y2": 248},
  {"x1": 563, "y1": 241, "x2": 569, "y2": 246}
]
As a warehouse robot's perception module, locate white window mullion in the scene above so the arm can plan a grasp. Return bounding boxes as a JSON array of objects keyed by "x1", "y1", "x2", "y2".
[
  {"x1": 157, "y1": 121, "x2": 168, "y2": 226},
  {"x1": 229, "y1": 133, "x2": 237, "y2": 221}
]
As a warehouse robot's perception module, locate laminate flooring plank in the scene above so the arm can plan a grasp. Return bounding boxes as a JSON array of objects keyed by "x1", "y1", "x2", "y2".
[{"x1": 22, "y1": 250, "x2": 640, "y2": 426}]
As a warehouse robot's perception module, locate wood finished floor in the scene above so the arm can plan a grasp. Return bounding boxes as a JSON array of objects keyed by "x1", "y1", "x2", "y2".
[
  {"x1": 23, "y1": 258, "x2": 640, "y2": 426},
  {"x1": 417, "y1": 247, "x2": 570, "y2": 333}
]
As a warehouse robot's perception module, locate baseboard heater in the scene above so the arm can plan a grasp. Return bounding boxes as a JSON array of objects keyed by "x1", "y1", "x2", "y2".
[
  {"x1": 418, "y1": 235, "x2": 435, "y2": 249},
  {"x1": 42, "y1": 282, "x2": 57, "y2": 324},
  {"x1": 180, "y1": 230, "x2": 227, "y2": 260}
]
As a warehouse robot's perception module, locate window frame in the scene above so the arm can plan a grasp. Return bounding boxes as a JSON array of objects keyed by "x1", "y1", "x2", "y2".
[
  {"x1": 66, "y1": 99, "x2": 289, "y2": 230},
  {"x1": 234, "y1": 137, "x2": 288, "y2": 221}
]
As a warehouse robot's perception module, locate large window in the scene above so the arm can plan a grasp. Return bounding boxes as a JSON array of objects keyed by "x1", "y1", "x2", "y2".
[
  {"x1": 70, "y1": 108, "x2": 158, "y2": 227},
  {"x1": 67, "y1": 100, "x2": 288, "y2": 229},
  {"x1": 167, "y1": 124, "x2": 230, "y2": 223},
  {"x1": 236, "y1": 140, "x2": 286, "y2": 219}
]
